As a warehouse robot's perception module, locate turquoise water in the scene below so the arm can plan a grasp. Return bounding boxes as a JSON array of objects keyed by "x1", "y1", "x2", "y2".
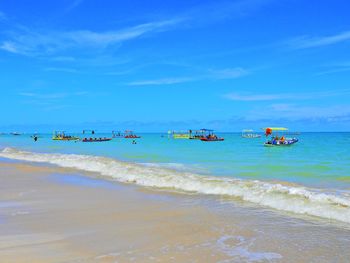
[
  {"x1": 1, "y1": 132, "x2": 350, "y2": 223},
  {"x1": 1, "y1": 132, "x2": 349, "y2": 190}
]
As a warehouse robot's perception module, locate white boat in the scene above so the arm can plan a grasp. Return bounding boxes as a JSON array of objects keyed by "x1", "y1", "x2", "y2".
[{"x1": 241, "y1": 129, "x2": 261, "y2": 138}]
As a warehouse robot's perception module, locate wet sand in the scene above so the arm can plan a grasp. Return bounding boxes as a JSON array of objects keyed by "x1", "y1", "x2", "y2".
[{"x1": 0, "y1": 161, "x2": 350, "y2": 262}]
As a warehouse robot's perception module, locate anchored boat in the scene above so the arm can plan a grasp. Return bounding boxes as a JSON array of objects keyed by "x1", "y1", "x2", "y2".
[
  {"x1": 124, "y1": 130, "x2": 141, "y2": 139},
  {"x1": 200, "y1": 129, "x2": 224, "y2": 142},
  {"x1": 52, "y1": 131, "x2": 80, "y2": 141},
  {"x1": 82, "y1": 137, "x2": 112, "y2": 142},
  {"x1": 81, "y1": 129, "x2": 112, "y2": 142},
  {"x1": 170, "y1": 130, "x2": 191, "y2": 139},
  {"x1": 263, "y1": 127, "x2": 298, "y2": 147},
  {"x1": 241, "y1": 129, "x2": 261, "y2": 138}
]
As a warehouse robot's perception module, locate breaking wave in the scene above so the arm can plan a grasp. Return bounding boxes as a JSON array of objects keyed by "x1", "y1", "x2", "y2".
[{"x1": 1, "y1": 147, "x2": 350, "y2": 224}]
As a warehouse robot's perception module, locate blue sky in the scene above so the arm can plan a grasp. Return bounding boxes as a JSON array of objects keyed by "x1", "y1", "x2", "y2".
[{"x1": 0, "y1": 0, "x2": 350, "y2": 132}]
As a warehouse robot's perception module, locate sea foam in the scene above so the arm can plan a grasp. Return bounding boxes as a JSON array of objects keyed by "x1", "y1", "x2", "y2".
[{"x1": 1, "y1": 147, "x2": 350, "y2": 224}]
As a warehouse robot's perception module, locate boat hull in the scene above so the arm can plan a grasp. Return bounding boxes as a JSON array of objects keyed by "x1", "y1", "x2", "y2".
[
  {"x1": 200, "y1": 138, "x2": 224, "y2": 142},
  {"x1": 264, "y1": 139, "x2": 298, "y2": 147},
  {"x1": 82, "y1": 138, "x2": 112, "y2": 142},
  {"x1": 52, "y1": 137, "x2": 80, "y2": 141}
]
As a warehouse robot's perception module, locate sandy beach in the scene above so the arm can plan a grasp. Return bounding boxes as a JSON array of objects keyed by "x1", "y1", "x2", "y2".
[{"x1": 1, "y1": 160, "x2": 350, "y2": 262}]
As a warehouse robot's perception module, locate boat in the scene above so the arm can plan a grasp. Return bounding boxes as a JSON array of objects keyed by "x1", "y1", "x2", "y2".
[
  {"x1": 170, "y1": 130, "x2": 190, "y2": 139},
  {"x1": 189, "y1": 129, "x2": 206, "y2": 139},
  {"x1": 241, "y1": 129, "x2": 261, "y2": 138},
  {"x1": 112, "y1": 130, "x2": 124, "y2": 138},
  {"x1": 52, "y1": 131, "x2": 80, "y2": 141},
  {"x1": 82, "y1": 137, "x2": 112, "y2": 142},
  {"x1": 199, "y1": 129, "x2": 224, "y2": 142},
  {"x1": 263, "y1": 127, "x2": 299, "y2": 147},
  {"x1": 11, "y1": 132, "x2": 21, "y2": 136},
  {"x1": 124, "y1": 130, "x2": 141, "y2": 139}
]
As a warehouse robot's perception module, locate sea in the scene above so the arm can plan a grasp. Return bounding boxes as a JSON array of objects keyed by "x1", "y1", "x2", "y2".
[{"x1": 1, "y1": 132, "x2": 350, "y2": 225}]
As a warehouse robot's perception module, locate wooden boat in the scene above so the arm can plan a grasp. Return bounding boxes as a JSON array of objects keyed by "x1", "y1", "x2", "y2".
[
  {"x1": 200, "y1": 137, "x2": 224, "y2": 141},
  {"x1": 52, "y1": 131, "x2": 79, "y2": 141},
  {"x1": 199, "y1": 129, "x2": 224, "y2": 142},
  {"x1": 82, "y1": 137, "x2": 112, "y2": 142},
  {"x1": 124, "y1": 130, "x2": 141, "y2": 138}
]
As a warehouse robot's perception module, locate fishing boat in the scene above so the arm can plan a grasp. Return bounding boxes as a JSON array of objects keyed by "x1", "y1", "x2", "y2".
[
  {"x1": 200, "y1": 129, "x2": 224, "y2": 142},
  {"x1": 189, "y1": 129, "x2": 206, "y2": 139},
  {"x1": 241, "y1": 129, "x2": 261, "y2": 138},
  {"x1": 171, "y1": 130, "x2": 190, "y2": 139},
  {"x1": 52, "y1": 131, "x2": 80, "y2": 141},
  {"x1": 81, "y1": 130, "x2": 112, "y2": 142},
  {"x1": 124, "y1": 130, "x2": 141, "y2": 139},
  {"x1": 82, "y1": 137, "x2": 112, "y2": 142},
  {"x1": 112, "y1": 130, "x2": 124, "y2": 138},
  {"x1": 263, "y1": 127, "x2": 298, "y2": 147},
  {"x1": 11, "y1": 132, "x2": 21, "y2": 136}
]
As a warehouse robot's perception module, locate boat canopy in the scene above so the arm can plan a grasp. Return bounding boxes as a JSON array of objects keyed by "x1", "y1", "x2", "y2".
[
  {"x1": 242, "y1": 129, "x2": 254, "y2": 132},
  {"x1": 263, "y1": 127, "x2": 288, "y2": 131}
]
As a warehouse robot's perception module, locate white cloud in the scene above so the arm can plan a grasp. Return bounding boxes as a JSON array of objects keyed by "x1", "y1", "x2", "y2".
[
  {"x1": 128, "y1": 77, "x2": 193, "y2": 86},
  {"x1": 208, "y1": 67, "x2": 249, "y2": 79},
  {"x1": 224, "y1": 90, "x2": 350, "y2": 101},
  {"x1": 0, "y1": 18, "x2": 184, "y2": 56},
  {"x1": 128, "y1": 67, "x2": 249, "y2": 86},
  {"x1": 19, "y1": 91, "x2": 88, "y2": 99},
  {"x1": 289, "y1": 31, "x2": 350, "y2": 49},
  {"x1": 44, "y1": 67, "x2": 80, "y2": 73},
  {"x1": 19, "y1": 92, "x2": 68, "y2": 99},
  {"x1": 246, "y1": 103, "x2": 350, "y2": 122},
  {"x1": 65, "y1": 0, "x2": 84, "y2": 12}
]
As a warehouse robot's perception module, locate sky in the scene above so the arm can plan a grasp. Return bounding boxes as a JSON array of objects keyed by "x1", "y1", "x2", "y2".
[{"x1": 0, "y1": 0, "x2": 350, "y2": 132}]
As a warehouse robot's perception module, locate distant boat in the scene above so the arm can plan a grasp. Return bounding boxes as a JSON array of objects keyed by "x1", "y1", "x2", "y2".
[
  {"x1": 52, "y1": 131, "x2": 80, "y2": 141},
  {"x1": 112, "y1": 130, "x2": 124, "y2": 138},
  {"x1": 11, "y1": 132, "x2": 21, "y2": 136},
  {"x1": 189, "y1": 129, "x2": 206, "y2": 140},
  {"x1": 124, "y1": 130, "x2": 141, "y2": 139},
  {"x1": 170, "y1": 130, "x2": 191, "y2": 139},
  {"x1": 200, "y1": 129, "x2": 224, "y2": 142},
  {"x1": 241, "y1": 129, "x2": 261, "y2": 138},
  {"x1": 82, "y1": 137, "x2": 112, "y2": 142}
]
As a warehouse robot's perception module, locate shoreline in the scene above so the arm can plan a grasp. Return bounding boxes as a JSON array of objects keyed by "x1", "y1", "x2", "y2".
[
  {"x1": 1, "y1": 147, "x2": 350, "y2": 225},
  {"x1": 1, "y1": 160, "x2": 350, "y2": 262}
]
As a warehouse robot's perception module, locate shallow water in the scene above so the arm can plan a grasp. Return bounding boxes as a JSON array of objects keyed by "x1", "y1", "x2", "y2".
[{"x1": 0, "y1": 132, "x2": 350, "y2": 224}]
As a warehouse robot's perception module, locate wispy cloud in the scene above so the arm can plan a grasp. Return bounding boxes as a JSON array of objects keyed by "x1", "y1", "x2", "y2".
[
  {"x1": 19, "y1": 91, "x2": 87, "y2": 99},
  {"x1": 128, "y1": 67, "x2": 249, "y2": 86},
  {"x1": 0, "y1": 18, "x2": 185, "y2": 56},
  {"x1": 316, "y1": 61, "x2": 350, "y2": 76},
  {"x1": 128, "y1": 77, "x2": 193, "y2": 86},
  {"x1": 44, "y1": 67, "x2": 80, "y2": 73},
  {"x1": 65, "y1": 0, "x2": 84, "y2": 12},
  {"x1": 183, "y1": 0, "x2": 276, "y2": 26},
  {"x1": 289, "y1": 31, "x2": 350, "y2": 49},
  {"x1": 224, "y1": 93, "x2": 290, "y2": 101},
  {"x1": 208, "y1": 67, "x2": 249, "y2": 79},
  {"x1": 224, "y1": 90, "x2": 350, "y2": 101},
  {"x1": 245, "y1": 103, "x2": 350, "y2": 122}
]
